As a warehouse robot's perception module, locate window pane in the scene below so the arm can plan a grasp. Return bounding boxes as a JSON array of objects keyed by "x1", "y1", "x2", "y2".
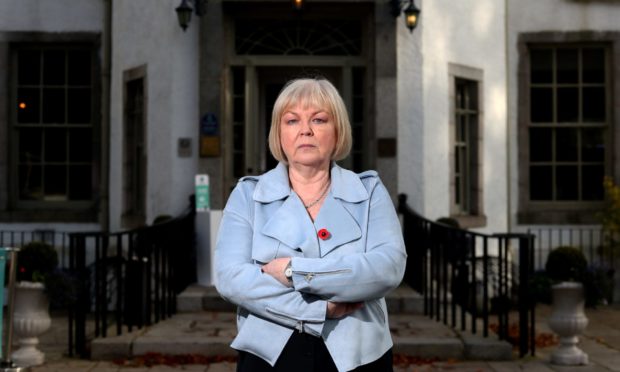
[
  {"x1": 19, "y1": 164, "x2": 42, "y2": 200},
  {"x1": 67, "y1": 88, "x2": 92, "y2": 123},
  {"x1": 556, "y1": 128, "x2": 578, "y2": 162},
  {"x1": 582, "y1": 48, "x2": 605, "y2": 83},
  {"x1": 17, "y1": 88, "x2": 40, "y2": 123},
  {"x1": 353, "y1": 97, "x2": 363, "y2": 123},
  {"x1": 233, "y1": 152, "x2": 244, "y2": 177},
  {"x1": 233, "y1": 125, "x2": 244, "y2": 150},
  {"x1": 530, "y1": 49, "x2": 553, "y2": 84},
  {"x1": 43, "y1": 50, "x2": 65, "y2": 85},
  {"x1": 353, "y1": 153, "x2": 363, "y2": 173},
  {"x1": 233, "y1": 68, "x2": 244, "y2": 95},
  {"x1": 582, "y1": 128, "x2": 604, "y2": 162},
  {"x1": 43, "y1": 165, "x2": 67, "y2": 200},
  {"x1": 455, "y1": 175, "x2": 461, "y2": 204},
  {"x1": 556, "y1": 48, "x2": 578, "y2": 84},
  {"x1": 67, "y1": 50, "x2": 91, "y2": 85},
  {"x1": 42, "y1": 88, "x2": 65, "y2": 123},
  {"x1": 19, "y1": 128, "x2": 43, "y2": 163},
  {"x1": 529, "y1": 128, "x2": 552, "y2": 162},
  {"x1": 44, "y1": 128, "x2": 67, "y2": 162},
  {"x1": 582, "y1": 165, "x2": 604, "y2": 200},
  {"x1": 18, "y1": 50, "x2": 41, "y2": 85},
  {"x1": 530, "y1": 166, "x2": 552, "y2": 200},
  {"x1": 69, "y1": 165, "x2": 92, "y2": 200},
  {"x1": 557, "y1": 88, "x2": 578, "y2": 122},
  {"x1": 233, "y1": 97, "x2": 244, "y2": 122},
  {"x1": 582, "y1": 87, "x2": 605, "y2": 122},
  {"x1": 556, "y1": 166, "x2": 578, "y2": 200},
  {"x1": 530, "y1": 88, "x2": 552, "y2": 122},
  {"x1": 467, "y1": 86, "x2": 478, "y2": 110},
  {"x1": 69, "y1": 128, "x2": 92, "y2": 162},
  {"x1": 353, "y1": 130, "x2": 363, "y2": 150}
]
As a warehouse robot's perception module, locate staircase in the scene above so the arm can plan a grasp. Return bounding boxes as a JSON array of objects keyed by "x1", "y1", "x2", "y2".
[{"x1": 91, "y1": 284, "x2": 513, "y2": 361}]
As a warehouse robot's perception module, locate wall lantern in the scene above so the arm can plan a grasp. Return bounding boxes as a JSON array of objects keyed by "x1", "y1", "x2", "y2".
[
  {"x1": 175, "y1": 0, "x2": 207, "y2": 31},
  {"x1": 390, "y1": 0, "x2": 420, "y2": 33},
  {"x1": 292, "y1": 0, "x2": 304, "y2": 11}
]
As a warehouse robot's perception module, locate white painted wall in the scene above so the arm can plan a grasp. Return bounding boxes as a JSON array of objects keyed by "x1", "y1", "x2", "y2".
[
  {"x1": 0, "y1": 0, "x2": 102, "y2": 32},
  {"x1": 507, "y1": 0, "x2": 620, "y2": 233},
  {"x1": 109, "y1": 0, "x2": 200, "y2": 231},
  {"x1": 397, "y1": 5, "x2": 425, "y2": 214},
  {"x1": 404, "y1": 0, "x2": 508, "y2": 233}
]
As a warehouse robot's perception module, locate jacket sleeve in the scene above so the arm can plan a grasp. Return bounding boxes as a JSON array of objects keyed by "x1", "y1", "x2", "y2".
[
  {"x1": 214, "y1": 182, "x2": 326, "y2": 336},
  {"x1": 290, "y1": 180, "x2": 407, "y2": 303}
]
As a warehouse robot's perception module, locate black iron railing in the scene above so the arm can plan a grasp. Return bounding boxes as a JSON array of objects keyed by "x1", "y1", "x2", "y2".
[
  {"x1": 527, "y1": 226, "x2": 613, "y2": 271},
  {"x1": 68, "y1": 197, "x2": 196, "y2": 357},
  {"x1": 0, "y1": 230, "x2": 71, "y2": 267},
  {"x1": 398, "y1": 194, "x2": 536, "y2": 357}
]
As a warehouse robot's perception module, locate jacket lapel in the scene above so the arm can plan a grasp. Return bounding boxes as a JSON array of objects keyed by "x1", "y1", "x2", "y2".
[
  {"x1": 260, "y1": 194, "x2": 319, "y2": 257},
  {"x1": 313, "y1": 194, "x2": 362, "y2": 257},
  {"x1": 253, "y1": 162, "x2": 371, "y2": 259}
]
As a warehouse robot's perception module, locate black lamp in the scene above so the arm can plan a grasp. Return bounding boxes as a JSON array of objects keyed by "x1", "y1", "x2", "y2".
[
  {"x1": 390, "y1": 0, "x2": 420, "y2": 33},
  {"x1": 292, "y1": 0, "x2": 304, "y2": 11},
  {"x1": 175, "y1": 0, "x2": 207, "y2": 31}
]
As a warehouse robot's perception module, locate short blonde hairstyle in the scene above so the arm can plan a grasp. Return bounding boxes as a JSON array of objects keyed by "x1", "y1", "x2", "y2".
[{"x1": 268, "y1": 78, "x2": 352, "y2": 164}]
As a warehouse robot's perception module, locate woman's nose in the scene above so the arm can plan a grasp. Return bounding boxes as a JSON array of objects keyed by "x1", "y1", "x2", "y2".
[{"x1": 299, "y1": 119, "x2": 313, "y2": 135}]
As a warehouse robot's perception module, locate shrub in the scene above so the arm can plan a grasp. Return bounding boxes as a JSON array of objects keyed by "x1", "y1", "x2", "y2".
[
  {"x1": 17, "y1": 241, "x2": 77, "y2": 308},
  {"x1": 545, "y1": 246, "x2": 587, "y2": 283},
  {"x1": 17, "y1": 241, "x2": 58, "y2": 283}
]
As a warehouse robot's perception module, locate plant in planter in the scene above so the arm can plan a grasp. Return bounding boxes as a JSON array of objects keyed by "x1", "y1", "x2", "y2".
[
  {"x1": 545, "y1": 246, "x2": 588, "y2": 284},
  {"x1": 545, "y1": 246, "x2": 589, "y2": 366},
  {"x1": 16, "y1": 241, "x2": 77, "y2": 308},
  {"x1": 12, "y1": 241, "x2": 69, "y2": 367}
]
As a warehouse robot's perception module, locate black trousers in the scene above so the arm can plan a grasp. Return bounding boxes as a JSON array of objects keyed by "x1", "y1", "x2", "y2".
[{"x1": 236, "y1": 332, "x2": 393, "y2": 372}]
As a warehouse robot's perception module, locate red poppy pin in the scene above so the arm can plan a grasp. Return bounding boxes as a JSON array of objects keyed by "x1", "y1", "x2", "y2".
[{"x1": 318, "y1": 228, "x2": 330, "y2": 240}]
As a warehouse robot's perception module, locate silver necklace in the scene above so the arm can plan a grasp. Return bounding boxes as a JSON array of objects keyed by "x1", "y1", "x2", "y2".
[{"x1": 303, "y1": 182, "x2": 331, "y2": 209}]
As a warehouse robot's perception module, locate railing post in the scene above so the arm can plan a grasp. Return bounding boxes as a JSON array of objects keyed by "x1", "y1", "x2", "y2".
[{"x1": 518, "y1": 235, "x2": 535, "y2": 357}]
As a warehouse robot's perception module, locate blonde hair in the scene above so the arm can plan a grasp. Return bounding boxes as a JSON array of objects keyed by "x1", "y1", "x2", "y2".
[{"x1": 268, "y1": 78, "x2": 352, "y2": 164}]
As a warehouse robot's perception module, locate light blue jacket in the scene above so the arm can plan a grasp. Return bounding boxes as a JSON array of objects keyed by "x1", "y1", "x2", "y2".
[{"x1": 215, "y1": 162, "x2": 406, "y2": 371}]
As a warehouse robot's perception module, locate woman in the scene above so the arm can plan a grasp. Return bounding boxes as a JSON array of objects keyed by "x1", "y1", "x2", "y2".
[{"x1": 215, "y1": 77, "x2": 406, "y2": 372}]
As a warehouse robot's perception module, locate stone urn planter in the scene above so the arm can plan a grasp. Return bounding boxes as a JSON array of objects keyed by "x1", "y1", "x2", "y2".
[
  {"x1": 548, "y1": 281, "x2": 589, "y2": 366},
  {"x1": 11, "y1": 281, "x2": 52, "y2": 367}
]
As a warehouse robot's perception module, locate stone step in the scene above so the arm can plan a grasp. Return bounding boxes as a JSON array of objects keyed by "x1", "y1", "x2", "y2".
[
  {"x1": 177, "y1": 283, "x2": 424, "y2": 314},
  {"x1": 92, "y1": 284, "x2": 511, "y2": 362}
]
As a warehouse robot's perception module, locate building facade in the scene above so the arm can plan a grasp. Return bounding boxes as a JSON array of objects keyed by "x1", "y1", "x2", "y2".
[{"x1": 1, "y1": 0, "x2": 618, "y2": 286}]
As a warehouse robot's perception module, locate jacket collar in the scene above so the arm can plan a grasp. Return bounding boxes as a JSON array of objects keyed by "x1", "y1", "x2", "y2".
[{"x1": 253, "y1": 162, "x2": 369, "y2": 204}]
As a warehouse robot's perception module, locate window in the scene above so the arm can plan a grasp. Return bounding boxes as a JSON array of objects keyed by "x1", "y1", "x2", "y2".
[
  {"x1": 12, "y1": 45, "x2": 98, "y2": 211},
  {"x1": 528, "y1": 46, "x2": 606, "y2": 201},
  {"x1": 449, "y1": 64, "x2": 485, "y2": 228},
  {"x1": 518, "y1": 36, "x2": 614, "y2": 224},
  {"x1": 122, "y1": 67, "x2": 147, "y2": 228}
]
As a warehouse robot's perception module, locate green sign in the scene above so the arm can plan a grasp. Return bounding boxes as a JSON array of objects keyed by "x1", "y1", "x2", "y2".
[{"x1": 195, "y1": 174, "x2": 210, "y2": 212}]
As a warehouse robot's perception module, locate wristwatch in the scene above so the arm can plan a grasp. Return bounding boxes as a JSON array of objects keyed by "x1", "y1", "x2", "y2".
[{"x1": 284, "y1": 261, "x2": 293, "y2": 282}]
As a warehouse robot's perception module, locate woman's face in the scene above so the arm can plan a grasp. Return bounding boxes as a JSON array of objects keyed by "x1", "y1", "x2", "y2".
[{"x1": 279, "y1": 102, "x2": 337, "y2": 169}]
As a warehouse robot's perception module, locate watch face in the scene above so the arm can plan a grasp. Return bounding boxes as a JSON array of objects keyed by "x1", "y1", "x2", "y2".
[{"x1": 285, "y1": 267, "x2": 293, "y2": 278}]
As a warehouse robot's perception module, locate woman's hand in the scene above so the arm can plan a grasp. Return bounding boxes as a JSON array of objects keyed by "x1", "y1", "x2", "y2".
[
  {"x1": 261, "y1": 257, "x2": 292, "y2": 287},
  {"x1": 326, "y1": 301, "x2": 364, "y2": 319}
]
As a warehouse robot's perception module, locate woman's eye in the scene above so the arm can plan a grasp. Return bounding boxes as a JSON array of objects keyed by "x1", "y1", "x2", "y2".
[
  {"x1": 312, "y1": 117, "x2": 327, "y2": 124},
  {"x1": 286, "y1": 119, "x2": 298, "y2": 125}
]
